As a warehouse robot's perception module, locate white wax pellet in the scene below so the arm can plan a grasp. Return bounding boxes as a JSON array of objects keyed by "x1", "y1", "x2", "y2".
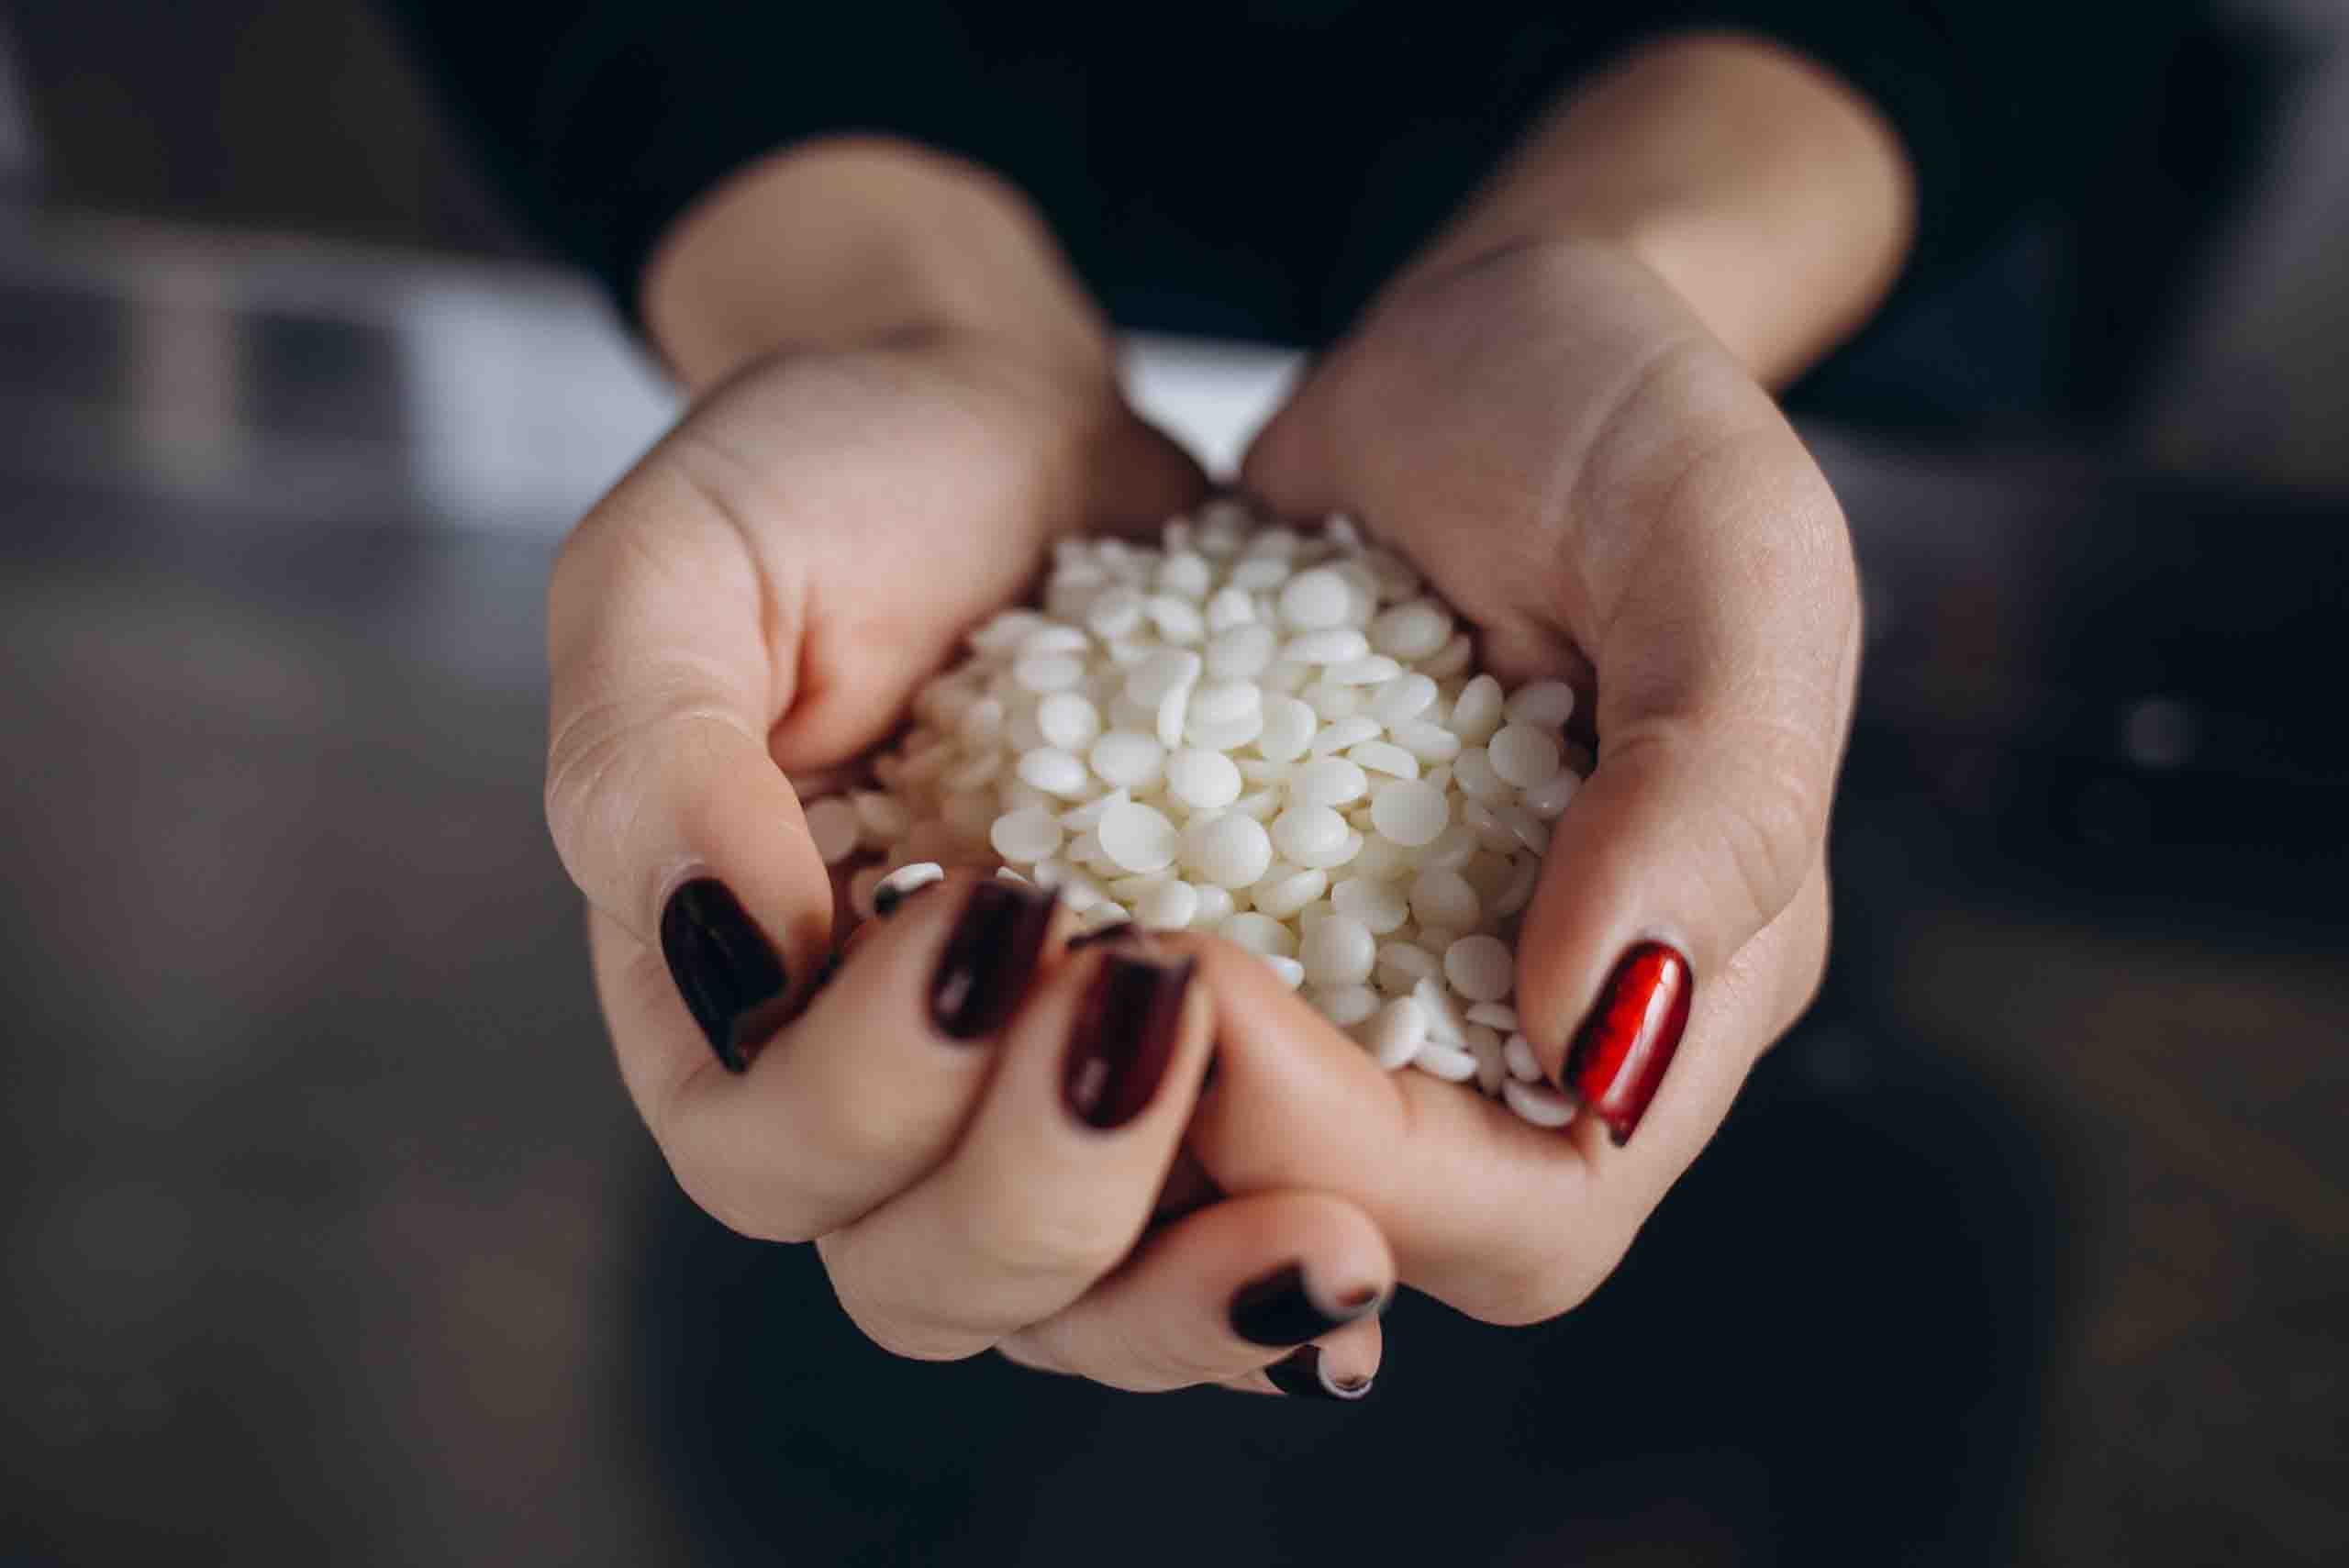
[
  {"x1": 1318, "y1": 984, "x2": 1383, "y2": 1028},
  {"x1": 1369, "y1": 779, "x2": 1449, "y2": 847},
  {"x1": 1412, "y1": 975, "x2": 1467, "y2": 1044},
  {"x1": 1221, "y1": 911, "x2": 1297, "y2": 958},
  {"x1": 1368, "y1": 598, "x2": 1453, "y2": 661},
  {"x1": 1060, "y1": 789, "x2": 1130, "y2": 834},
  {"x1": 1492, "y1": 854, "x2": 1540, "y2": 918},
  {"x1": 1145, "y1": 594, "x2": 1206, "y2": 644},
  {"x1": 1188, "y1": 679, "x2": 1262, "y2": 726},
  {"x1": 1085, "y1": 586, "x2": 1145, "y2": 639},
  {"x1": 1329, "y1": 654, "x2": 1403, "y2": 687},
  {"x1": 1520, "y1": 768, "x2": 1580, "y2": 818},
  {"x1": 1377, "y1": 941, "x2": 1441, "y2": 989},
  {"x1": 1421, "y1": 632, "x2": 1475, "y2": 678},
  {"x1": 1408, "y1": 867, "x2": 1480, "y2": 931},
  {"x1": 1366, "y1": 996, "x2": 1429, "y2": 1069},
  {"x1": 1230, "y1": 788, "x2": 1282, "y2": 821},
  {"x1": 1109, "y1": 870, "x2": 1174, "y2": 900},
  {"x1": 955, "y1": 698, "x2": 1006, "y2": 749},
  {"x1": 1185, "y1": 812, "x2": 1275, "y2": 888},
  {"x1": 1263, "y1": 954, "x2": 1307, "y2": 990},
  {"x1": 806, "y1": 796, "x2": 863, "y2": 864},
  {"x1": 1126, "y1": 649, "x2": 1204, "y2": 706},
  {"x1": 1466, "y1": 1001, "x2": 1520, "y2": 1031},
  {"x1": 1151, "y1": 681, "x2": 1186, "y2": 751},
  {"x1": 1490, "y1": 800, "x2": 1550, "y2": 853},
  {"x1": 1285, "y1": 628, "x2": 1373, "y2": 665},
  {"x1": 989, "y1": 805, "x2": 1064, "y2": 864},
  {"x1": 1294, "y1": 828, "x2": 1363, "y2": 872},
  {"x1": 1206, "y1": 622, "x2": 1276, "y2": 680},
  {"x1": 1019, "y1": 624, "x2": 1089, "y2": 657},
  {"x1": 1016, "y1": 747, "x2": 1093, "y2": 797},
  {"x1": 1097, "y1": 801, "x2": 1180, "y2": 873},
  {"x1": 1301, "y1": 681, "x2": 1363, "y2": 722},
  {"x1": 1503, "y1": 1033, "x2": 1542, "y2": 1083},
  {"x1": 1278, "y1": 566, "x2": 1353, "y2": 629},
  {"x1": 1308, "y1": 716, "x2": 1383, "y2": 756},
  {"x1": 1471, "y1": 1031, "x2": 1508, "y2": 1094},
  {"x1": 1414, "y1": 1040, "x2": 1478, "y2": 1082},
  {"x1": 1133, "y1": 879, "x2": 1200, "y2": 930},
  {"x1": 1463, "y1": 798, "x2": 1516, "y2": 854},
  {"x1": 1255, "y1": 695, "x2": 1318, "y2": 762},
  {"x1": 1348, "y1": 835, "x2": 1414, "y2": 883},
  {"x1": 1230, "y1": 556, "x2": 1289, "y2": 591},
  {"x1": 1451, "y1": 675, "x2": 1505, "y2": 742},
  {"x1": 1290, "y1": 756, "x2": 1368, "y2": 808},
  {"x1": 852, "y1": 790, "x2": 914, "y2": 845},
  {"x1": 1367, "y1": 673, "x2": 1439, "y2": 727},
  {"x1": 1189, "y1": 884, "x2": 1238, "y2": 928},
  {"x1": 1254, "y1": 865, "x2": 1328, "y2": 920},
  {"x1": 1486, "y1": 724, "x2": 1563, "y2": 790},
  {"x1": 1270, "y1": 805, "x2": 1349, "y2": 864},
  {"x1": 1164, "y1": 749, "x2": 1243, "y2": 809},
  {"x1": 1089, "y1": 728, "x2": 1164, "y2": 788},
  {"x1": 1504, "y1": 1080, "x2": 1576, "y2": 1128},
  {"x1": 1299, "y1": 915, "x2": 1376, "y2": 987},
  {"x1": 1158, "y1": 550, "x2": 1213, "y2": 599},
  {"x1": 1186, "y1": 709, "x2": 1265, "y2": 752},
  {"x1": 1014, "y1": 652, "x2": 1085, "y2": 694},
  {"x1": 1205, "y1": 584, "x2": 1257, "y2": 632},
  {"x1": 1036, "y1": 692, "x2": 1102, "y2": 751},
  {"x1": 1452, "y1": 746, "x2": 1509, "y2": 801},
  {"x1": 1347, "y1": 740, "x2": 1419, "y2": 780},
  {"x1": 1505, "y1": 679, "x2": 1576, "y2": 729},
  {"x1": 972, "y1": 608, "x2": 1044, "y2": 653},
  {"x1": 1330, "y1": 875, "x2": 1410, "y2": 935},
  {"x1": 1445, "y1": 934, "x2": 1515, "y2": 1001}
]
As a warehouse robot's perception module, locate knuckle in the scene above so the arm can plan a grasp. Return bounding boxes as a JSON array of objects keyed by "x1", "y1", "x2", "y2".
[
  {"x1": 961, "y1": 1191, "x2": 1133, "y2": 1287},
  {"x1": 660, "y1": 1140, "x2": 818, "y2": 1246},
  {"x1": 1709, "y1": 750, "x2": 1829, "y2": 934}
]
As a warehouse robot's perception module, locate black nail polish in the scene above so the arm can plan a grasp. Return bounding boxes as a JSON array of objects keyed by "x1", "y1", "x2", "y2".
[
  {"x1": 930, "y1": 880, "x2": 1057, "y2": 1040},
  {"x1": 1064, "y1": 954, "x2": 1193, "y2": 1129},
  {"x1": 659, "y1": 878, "x2": 790, "y2": 1073},
  {"x1": 1264, "y1": 1346, "x2": 1374, "y2": 1402},
  {"x1": 1228, "y1": 1263, "x2": 1384, "y2": 1348}
]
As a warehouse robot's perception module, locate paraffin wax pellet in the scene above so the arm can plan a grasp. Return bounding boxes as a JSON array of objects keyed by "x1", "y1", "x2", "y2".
[
  {"x1": 1290, "y1": 757, "x2": 1368, "y2": 808},
  {"x1": 1299, "y1": 914, "x2": 1376, "y2": 987},
  {"x1": 1098, "y1": 801, "x2": 1180, "y2": 874},
  {"x1": 1164, "y1": 749, "x2": 1242, "y2": 809},
  {"x1": 989, "y1": 806, "x2": 1064, "y2": 864},
  {"x1": 1369, "y1": 779, "x2": 1449, "y2": 847},
  {"x1": 1278, "y1": 566, "x2": 1354, "y2": 630},
  {"x1": 1133, "y1": 879, "x2": 1201, "y2": 930},
  {"x1": 1445, "y1": 934, "x2": 1515, "y2": 1002},
  {"x1": 1487, "y1": 724, "x2": 1563, "y2": 790},
  {"x1": 1367, "y1": 995, "x2": 1429, "y2": 1069},
  {"x1": 1504, "y1": 679, "x2": 1576, "y2": 729},
  {"x1": 1185, "y1": 813, "x2": 1275, "y2": 888}
]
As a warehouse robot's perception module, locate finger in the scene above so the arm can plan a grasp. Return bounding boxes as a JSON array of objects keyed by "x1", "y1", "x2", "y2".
[
  {"x1": 817, "y1": 934, "x2": 1213, "y2": 1360},
  {"x1": 609, "y1": 873, "x2": 1072, "y2": 1242},
  {"x1": 546, "y1": 452, "x2": 833, "y2": 1082},
  {"x1": 1507, "y1": 405, "x2": 1859, "y2": 1145},
  {"x1": 997, "y1": 1190, "x2": 1393, "y2": 1396}
]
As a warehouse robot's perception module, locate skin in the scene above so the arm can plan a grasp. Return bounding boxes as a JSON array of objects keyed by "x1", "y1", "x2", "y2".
[{"x1": 545, "y1": 31, "x2": 1909, "y2": 1388}]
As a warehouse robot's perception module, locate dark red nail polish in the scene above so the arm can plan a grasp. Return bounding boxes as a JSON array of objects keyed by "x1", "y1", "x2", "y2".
[
  {"x1": 1563, "y1": 942, "x2": 1693, "y2": 1144},
  {"x1": 930, "y1": 881, "x2": 1057, "y2": 1040},
  {"x1": 659, "y1": 878, "x2": 791, "y2": 1073},
  {"x1": 1264, "y1": 1345, "x2": 1374, "y2": 1402},
  {"x1": 1064, "y1": 954, "x2": 1193, "y2": 1129}
]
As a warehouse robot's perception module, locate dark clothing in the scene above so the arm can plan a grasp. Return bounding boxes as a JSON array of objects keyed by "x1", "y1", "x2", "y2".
[{"x1": 382, "y1": 2, "x2": 2185, "y2": 344}]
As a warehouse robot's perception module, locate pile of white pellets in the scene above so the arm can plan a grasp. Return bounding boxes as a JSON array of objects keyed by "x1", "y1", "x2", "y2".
[{"x1": 802, "y1": 502, "x2": 1586, "y2": 1128}]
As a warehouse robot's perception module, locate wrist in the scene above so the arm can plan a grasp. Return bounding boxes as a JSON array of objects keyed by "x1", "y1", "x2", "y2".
[
  {"x1": 1408, "y1": 31, "x2": 1915, "y2": 385},
  {"x1": 640, "y1": 137, "x2": 1118, "y2": 397}
]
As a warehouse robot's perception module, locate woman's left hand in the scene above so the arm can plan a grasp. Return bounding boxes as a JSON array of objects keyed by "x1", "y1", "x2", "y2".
[{"x1": 1171, "y1": 229, "x2": 1858, "y2": 1324}]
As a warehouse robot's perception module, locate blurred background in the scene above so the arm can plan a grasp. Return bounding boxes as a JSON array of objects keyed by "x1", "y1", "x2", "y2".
[{"x1": 2, "y1": 2, "x2": 2343, "y2": 1563}]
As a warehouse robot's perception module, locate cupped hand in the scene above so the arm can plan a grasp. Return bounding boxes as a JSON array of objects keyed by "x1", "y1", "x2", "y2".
[
  {"x1": 545, "y1": 333, "x2": 1391, "y2": 1392},
  {"x1": 1190, "y1": 237, "x2": 1858, "y2": 1322}
]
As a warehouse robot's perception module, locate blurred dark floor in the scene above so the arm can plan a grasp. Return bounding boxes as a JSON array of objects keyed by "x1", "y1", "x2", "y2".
[{"x1": 1, "y1": 214, "x2": 2343, "y2": 1564}]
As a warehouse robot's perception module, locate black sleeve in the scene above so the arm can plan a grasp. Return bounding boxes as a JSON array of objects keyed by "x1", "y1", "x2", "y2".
[{"x1": 376, "y1": 2, "x2": 2193, "y2": 333}]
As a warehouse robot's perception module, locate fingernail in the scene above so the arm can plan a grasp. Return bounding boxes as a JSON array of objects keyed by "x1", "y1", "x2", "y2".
[
  {"x1": 1562, "y1": 941, "x2": 1694, "y2": 1145},
  {"x1": 1228, "y1": 1263, "x2": 1385, "y2": 1348},
  {"x1": 1064, "y1": 953, "x2": 1193, "y2": 1129},
  {"x1": 659, "y1": 878, "x2": 791, "y2": 1073},
  {"x1": 930, "y1": 880, "x2": 1057, "y2": 1040},
  {"x1": 1264, "y1": 1346, "x2": 1375, "y2": 1402}
]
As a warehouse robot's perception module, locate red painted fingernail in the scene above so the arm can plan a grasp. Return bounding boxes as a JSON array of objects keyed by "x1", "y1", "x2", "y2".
[
  {"x1": 1064, "y1": 953, "x2": 1193, "y2": 1129},
  {"x1": 1562, "y1": 942, "x2": 1693, "y2": 1145}
]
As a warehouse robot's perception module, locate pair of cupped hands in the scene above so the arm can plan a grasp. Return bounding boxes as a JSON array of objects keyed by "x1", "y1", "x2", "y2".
[{"x1": 544, "y1": 234, "x2": 1860, "y2": 1399}]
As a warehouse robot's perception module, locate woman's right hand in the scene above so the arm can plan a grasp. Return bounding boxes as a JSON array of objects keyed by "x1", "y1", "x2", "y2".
[{"x1": 544, "y1": 325, "x2": 1392, "y2": 1396}]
